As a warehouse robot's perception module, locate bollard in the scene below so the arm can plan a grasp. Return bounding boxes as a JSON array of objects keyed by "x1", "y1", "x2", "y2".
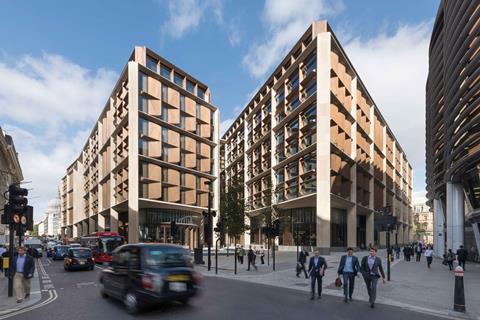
[{"x1": 453, "y1": 266, "x2": 466, "y2": 313}]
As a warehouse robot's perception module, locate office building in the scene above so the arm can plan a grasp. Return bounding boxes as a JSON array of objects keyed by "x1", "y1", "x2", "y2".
[
  {"x1": 426, "y1": 0, "x2": 480, "y2": 257},
  {"x1": 221, "y1": 21, "x2": 413, "y2": 253},
  {"x1": 60, "y1": 47, "x2": 220, "y2": 246},
  {"x1": 413, "y1": 203, "x2": 434, "y2": 245}
]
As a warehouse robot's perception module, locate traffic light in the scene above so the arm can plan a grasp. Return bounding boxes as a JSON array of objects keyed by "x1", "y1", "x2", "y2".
[
  {"x1": 9, "y1": 185, "x2": 28, "y2": 212},
  {"x1": 1, "y1": 185, "x2": 30, "y2": 226}
]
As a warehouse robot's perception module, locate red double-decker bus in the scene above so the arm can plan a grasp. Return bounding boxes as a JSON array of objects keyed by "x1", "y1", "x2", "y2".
[{"x1": 79, "y1": 232, "x2": 124, "y2": 263}]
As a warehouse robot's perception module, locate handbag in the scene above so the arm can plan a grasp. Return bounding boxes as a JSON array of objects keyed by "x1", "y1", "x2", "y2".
[{"x1": 335, "y1": 276, "x2": 342, "y2": 287}]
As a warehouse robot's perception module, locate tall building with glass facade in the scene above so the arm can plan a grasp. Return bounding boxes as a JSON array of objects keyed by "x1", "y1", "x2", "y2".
[
  {"x1": 221, "y1": 21, "x2": 413, "y2": 253},
  {"x1": 60, "y1": 47, "x2": 220, "y2": 246},
  {"x1": 426, "y1": 0, "x2": 480, "y2": 257}
]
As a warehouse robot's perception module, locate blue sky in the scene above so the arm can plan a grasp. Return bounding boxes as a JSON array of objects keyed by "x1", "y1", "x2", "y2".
[{"x1": 0, "y1": 0, "x2": 440, "y2": 220}]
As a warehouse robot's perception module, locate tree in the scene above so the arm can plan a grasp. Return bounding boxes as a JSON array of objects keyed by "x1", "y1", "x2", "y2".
[
  {"x1": 32, "y1": 224, "x2": 39, "y2": 237},
  {"x1": 220, "y1": 175, "x2": 248, "y2": 243}
]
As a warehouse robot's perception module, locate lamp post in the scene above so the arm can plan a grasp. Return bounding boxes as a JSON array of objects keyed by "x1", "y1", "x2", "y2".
[{"x1": 203, "y1": 181, "x2": 215, "y2": 271}]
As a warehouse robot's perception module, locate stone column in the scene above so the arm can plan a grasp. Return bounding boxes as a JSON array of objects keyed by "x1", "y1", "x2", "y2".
[
  {"x1": 446, "y1": 182, "x2": 464, "y2": 251},
  {"x1": 433, "y1": 198, "x2": 445, "y2": 257}
]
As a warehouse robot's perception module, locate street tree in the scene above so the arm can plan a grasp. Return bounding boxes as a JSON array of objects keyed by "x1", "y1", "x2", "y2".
[{"x1": 220, "y1": 175, "x2": 248, "y2": 245}]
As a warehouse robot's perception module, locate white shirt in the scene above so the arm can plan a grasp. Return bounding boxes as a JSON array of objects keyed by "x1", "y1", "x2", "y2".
[{"x1": 425, "y1": 249, "x2": 433, "y2": 257}]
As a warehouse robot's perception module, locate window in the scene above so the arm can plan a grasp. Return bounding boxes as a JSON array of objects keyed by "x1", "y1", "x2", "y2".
[
  {"x1": 180, "y1": 135, "x2": 185, "y2": 149},
  {"x1": 289, "y1": 141, "x2": 298, "y2": 155},
  {"x1": 180, "y1": 94, "x2": 185, "y2": 112},
  {"x1": 180, "y1": 151, "x2": 186, "y2": 166},
  {"x1": 187, "y1": 80, "x2": 195, "y2": 94},
  {"x1": 146, "y1": 56, "x2": 158, "y2": 72},
  {"x1": 305, "y1": 54, "x2": 316, "y2": 75},
  {"x1": 139, "y1": 118, "x2": 148, "y2": 135},
  {"x1": 140, "y1": 182, "x2": 148, "y2": 198},
  {"x1": 160, "y1": 64, "x2": 171, "y2": 79},
  {"x1": 303, "y1": 104, "x2": 316, "y2": 122},
  {"x1": 290, "y1": 98, "x2": 301, "y2": 111},
  {"x1": 174, "y1": 72, "x2": 184, "y2": 87},
  {"x1": 139, "y1": 72, "x2": 148, "y2": 92},
  {"x1": 196, "y1": 176, "x2": 201, "y2": 190},
  {"x1": 275, "y1": 88, "x2": 284, "y2": 105},
  {"x1": 140, "y1": 161, "x2": 149, "y2": 177},
  {"x1": 198, "y1": 87, "x2": 205, "y2": 100},
  {"x1": 289, "y1": 119, "x2": 299, "y2": 131},
  {"x1": 138, "y1": 96, "x2": 148, "y2": 113},
  {"x1": 289, "y1": 163, "x2": 298, "y2": 177},
  {"x1": 180, "y1": 114, "x2": 185, "y2": 129},
  {"x1": 289, "y1": 74, "x2": 299, "y2": 92},
  {"x1": 162, "y1": 85, "x2": 168, "y2": 101},
  {"x1": 161, "y1": 103, "x2": 169, "y2": 121},
  {"x1": 276, "y1": 169, "x2": 284, "y2": 183},
  {"x1": 139, "y1": 139, "x2": 148, "y2": 156},
  {"x1": 306, "y1": 81, "x2": 316, "y2": 98},
  {"x1": 180, "y1": 190, "x2": 186, "y2": 204}
]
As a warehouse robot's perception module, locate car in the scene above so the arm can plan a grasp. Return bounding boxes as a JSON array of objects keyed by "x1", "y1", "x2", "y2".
[
  {"x1": 99, "y1": 244, "x2": 201, "y2": 314},
  {"x1": 52, "y1": 245, "x2": 70, "y2": 260},
  {"x1": 64, "y1": 248, "x2": 94, "y2": 271}
]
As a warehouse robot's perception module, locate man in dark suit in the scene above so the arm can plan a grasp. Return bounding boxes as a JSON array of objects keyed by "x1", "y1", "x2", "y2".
[
  {"x1": 337, "y1": 247, "x2": 360, "y2": 302},
  {"x1": 247, "y1": 246, "x2": 257, "y2": 271},
  {"x1": 296, "y1": 247, "x2": 309, "y2": 278},
  {"x1": 360, "y1": 247, "x2": 386, "y2": 308},
  {"x1": 308, "y1": 249, "x2": 327, "y2": 300},
  {"x1": 11, "y1": 246, "x2": 35, "y2": 303}
]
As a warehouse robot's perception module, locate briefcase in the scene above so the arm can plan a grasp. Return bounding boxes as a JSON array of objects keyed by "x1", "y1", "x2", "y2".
[{"x1": 335, "y1": 277, "x2": 342, "y2": 287}]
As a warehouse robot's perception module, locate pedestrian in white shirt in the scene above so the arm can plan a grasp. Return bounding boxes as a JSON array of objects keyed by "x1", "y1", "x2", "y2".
[{"x1": 425, "y1": 245, "x2": 433, "y2": 269}]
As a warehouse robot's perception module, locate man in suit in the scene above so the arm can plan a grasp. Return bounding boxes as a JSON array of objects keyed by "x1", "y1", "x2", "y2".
[
  {"x1": 308, "y1": 249, "x2": 327, "y2": 300},
  {"x1": 11, "y1": 246, "x2": 35, "y2": 303},
  {"x1": 296, "y1": 247, "x2": 309, "y2": 278},
  {"x1": 360, "y1": 246, "x2": 386, "y2": 308},
  {"x1": 337, "y1": 247, "x2": 360, "y2": 302},
  {"x1": 247, "y1": 246, "x2": 257, "y2": 271}
]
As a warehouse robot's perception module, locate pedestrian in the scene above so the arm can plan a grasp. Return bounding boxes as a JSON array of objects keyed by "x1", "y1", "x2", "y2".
[
  {"x1": 402, "y1": 246, "x2": 408, "y2": 261},
  {"x1": 296, "y1": 247, "x2": 309, "y2": 278},
  {"x1": 11, "y1": 246, "x2": 35, "y2": 303},
  {"x1": 395, "y1": 245, "x2": 400, "y2": 260},
  {"x1": 247, "y1": 246, "x2": 257, "y2": 271},
  {"x1": 308, "y1": 249, "x2": 327, "y2": 300},
  {"x1": 238, "y1": 246, "x2": 245, "y2": 264},
  {"x1": 456, "y1": 245, "x2": 468, "y2": 270},
  {"x1": 415, "y1": 243, "x2": 422, "y2": 262},
  {"x1": 446, "y1": 249, "x2": 455, "y2": 270},
  {"x1": 360, "y1": 246, "x2": 386, "y2": 308},
  {"x1": 260, "y1": 246, "x2": 265, "y2": 264},
  {"x1": 425, "y1": 245, "x2": 433, "y2": 268},
  {"x1": 337, "y1": 247, "x2": 360, "y2": 302}
]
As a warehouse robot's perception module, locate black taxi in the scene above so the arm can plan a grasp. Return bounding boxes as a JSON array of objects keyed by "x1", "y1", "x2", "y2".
[{"x1": 99, "y1": 243, "x2": 201, "y2": 314}]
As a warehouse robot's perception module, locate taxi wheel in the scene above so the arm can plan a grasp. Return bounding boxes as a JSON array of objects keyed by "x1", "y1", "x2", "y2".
[
  {"x1": 124, "y1": 292, "x2": 140, "y2": 314},
  {"x1": 178, "y1": 297, "x2": 190, "y2": 304}
]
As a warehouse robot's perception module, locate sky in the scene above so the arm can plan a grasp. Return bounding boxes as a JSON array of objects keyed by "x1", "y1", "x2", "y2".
[{"x1": 0, "y1": 0, "x2": 440, "y2": 221}]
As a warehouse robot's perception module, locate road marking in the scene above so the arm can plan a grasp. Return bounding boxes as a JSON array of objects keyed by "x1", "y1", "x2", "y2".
[
  {"x1": 94, "y1": 265, "x2": 105, "y2": 270},
  {"x1": 76, "y1": 282, "x2": 96, "y2": 288},
  {"x1": 0, "y1": 290, "x2": 58, "y2": 320}
]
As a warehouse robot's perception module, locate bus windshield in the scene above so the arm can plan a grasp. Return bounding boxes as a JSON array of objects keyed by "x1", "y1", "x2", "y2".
[{"x1": 100, "y1": 237, "x2": 124, "y2": 254}]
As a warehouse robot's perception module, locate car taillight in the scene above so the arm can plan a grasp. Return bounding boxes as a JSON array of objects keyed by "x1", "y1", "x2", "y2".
[
  {"x1": 192, "y1": 271, "x2": 202, "y2": 285},
  {"x1": 142, "y1": 274, "x2": 153, "y2": 291}
]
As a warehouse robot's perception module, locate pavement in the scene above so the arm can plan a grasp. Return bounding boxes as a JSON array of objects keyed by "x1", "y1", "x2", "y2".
[
  {"x1": 0, "y1": 256, "x2": 445, "y2": 320},
  {"x1": 0, "y1": 260, "x2": 42, "y2": 317},
  {"x1": 197, "y1": 249, "x2": 480, "y2": 320}
]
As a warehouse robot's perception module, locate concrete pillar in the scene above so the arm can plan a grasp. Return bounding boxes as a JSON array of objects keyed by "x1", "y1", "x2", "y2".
[
  {"x1": 472, "y1": 222, "x2": 480, "y2": 256},
  {"x1": 89, "y1": 218, "x2": 96, "y2": 234},
  {"x1": 446, "y1": 182, "x2": 464, "y2": 251},
  {"x1": 347, "y1": 206, "x2": 357, "y2": 248},
  {"x1": 110, "y1": 208, "x2": 119, "y2": 233},
  {"x1": 366, "y1": 211, "x2": 374, "y2": 247},
  {"x1": 244, "y1": 215, "x2": 251, "y2": 246},
  {"x1": 98, "y1": 214, "x2": 105, "y2": 232},
  {"x1": 433, "y1": 198, "x2": 445, "y2": 257},
  {"x1": 315, "y1": 32, "x2": 332, "y2": 254},
  {"x1": 128, "y1": 61, "x2": 139, "y2": 244}
]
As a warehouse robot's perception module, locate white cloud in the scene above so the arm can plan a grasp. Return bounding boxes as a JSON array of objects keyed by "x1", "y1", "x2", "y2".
[
  {"x1": 0, "y1": 52, "x2": 116, "y2": 219},
  {"x1": 344, "y1": 22, "x2": 431, "y2": 193},
  {"x1": 161, "y1": 0, "x2": 241, "y2": 45},
  {"x1": 243, "y1": 0, "x2": 344, "y2": 78}
]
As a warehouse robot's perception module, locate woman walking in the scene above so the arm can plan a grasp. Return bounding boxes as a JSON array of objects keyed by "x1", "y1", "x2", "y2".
[
  {"x1": 445, "y1": 249, "x2": 455, "y2": 270},
  {"x1": 425, "y1": 245, "x2": 433, "y2": 268}
]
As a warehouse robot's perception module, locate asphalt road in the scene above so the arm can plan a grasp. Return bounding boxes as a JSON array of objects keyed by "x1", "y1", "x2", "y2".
[{"x1": 5, "y1": 257, "x2": 442, "y2": 320}]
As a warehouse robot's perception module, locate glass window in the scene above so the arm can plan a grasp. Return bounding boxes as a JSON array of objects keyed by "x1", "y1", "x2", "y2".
[
  {"x1": 196, "y1": 103, "x2": 201, "y2": 118},
  {"x1": 180, "y1": 172, "x2": 185, "y2": 186},
  {"x1": 275, "y1": 88, "x2": 284, "y2": 105},
  {"x1": 139, "y1": 139, "x2": 148, "y2": 155},
  {"x1": 139, "y1": 72, "x2": 148, "y2": 92},
  {"x1": 198, "y1": 87, "x2": 205, "y2": 100},
  {"x1": 146, "y1": 56, "x2": 158, "y2": 72},
  {"x1": 276, "y1": 131, "x2": 285, "y2": 144},
  {"x1": 290, "y1": 97, "x2": 301, "y2": 111},
  {"x1": 289, "y1": 163, "x2": 298, "y2": 177},
  {"x1": 289, "y1": 74, "x2": 299, "y2": 92},
  {"x1": 306, "y1": 81, "x2": 316, "y2": 98},
  {"x1": 303, "y1": 104, "x2": 316, "y2": 121},
  {"x1": 331, "y1": 208, "x2": 347, "y2": 247},
  {"x1": 160, "y1": 64, "x2": 171, "y2": 79},
  {"x1": 162, "y1": 145, "x2": 168, "y2": 162},
  {"x1": 276, "y1": 169, "x2": 284, "y2": 183},
  {"x1": 180, "y1": 135, "x2": 185, "y2": 149},
  {"x1": 139, "y1": 118, "x2": 148, "y2": 135},
  {"x1": 290, "y1": 141, "x2": 298, "y2": 155},
  {"x1": 161, "y1": 103, "x2": 169, "y2": 121},
  {"x1": 138, "y1": 96, "x2": 148, "y2": 113},
  {"x1": 180, "y1": 151, "x2": 186, "y2": 166},
  {"x1": 162, "y1": 85, "x2": 168, "y2": 101},
  {"x1": 180, "y1": 94, "x2": 185, "y2": 111},
  {"x1": 305, "y1": 54, "x2": 316, "y2": 75},
  {"x1": 174, "y1": 72, "x2": 184, "y2": 87},
  {"x1": 180, "y1": 114, "x2": 185, "y2": 129},
  {"x1": 145, "y1": 246, "x2": 188, "y2": 267},
  {"x1": 289, "y1": 119, "x2": 299, "y2": 130},
  {"x1": 187, "y1": 80, "x2": 195, "y2": 94}
]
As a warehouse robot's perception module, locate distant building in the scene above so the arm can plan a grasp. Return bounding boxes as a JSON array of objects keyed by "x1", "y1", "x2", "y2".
[
  {"x1": 413, "y1": 203, "x2": 434, "y2": 245},
  {"x1": 0, "y1": 128, "x2": 23, "y2": 244}
]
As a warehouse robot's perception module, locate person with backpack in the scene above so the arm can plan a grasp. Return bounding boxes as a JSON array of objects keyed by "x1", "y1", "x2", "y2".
[{"x1": 445, "y1": 249, "x2": 455, "y2": 270}]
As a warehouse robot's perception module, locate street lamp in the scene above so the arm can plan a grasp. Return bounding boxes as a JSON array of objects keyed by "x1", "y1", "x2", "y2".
[{"x1": 203, "y1": 180, "x2": 215, "y2": 271}]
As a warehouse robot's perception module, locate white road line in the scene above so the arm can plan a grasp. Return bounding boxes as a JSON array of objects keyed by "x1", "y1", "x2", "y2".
[{"x1": 0, "y1": 289, "x2": 58, "y2": 320}]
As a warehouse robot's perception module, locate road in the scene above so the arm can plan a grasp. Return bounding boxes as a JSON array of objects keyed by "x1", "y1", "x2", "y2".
[{"x1": 3, "y1": 257, "x2": 443, "y2": 320}]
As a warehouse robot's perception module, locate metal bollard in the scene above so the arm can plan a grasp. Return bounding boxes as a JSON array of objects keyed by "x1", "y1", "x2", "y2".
[{"x1": 453, "y1": 266, "x2": 466, "y2": 313}]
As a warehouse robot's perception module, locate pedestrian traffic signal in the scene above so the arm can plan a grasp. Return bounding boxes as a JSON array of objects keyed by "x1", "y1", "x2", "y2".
[{"x1": 273, "y1": 219, "x2": 281, "y2": 237}]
